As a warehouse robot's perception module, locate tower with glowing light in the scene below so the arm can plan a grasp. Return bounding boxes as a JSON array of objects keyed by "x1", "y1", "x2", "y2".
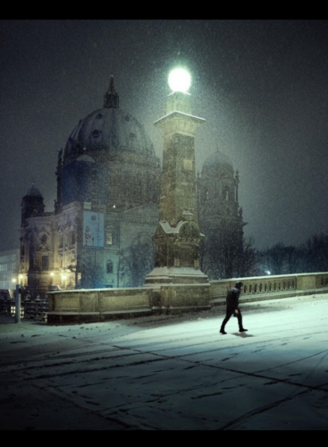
[{"x1": 145, "y1": 68, "x2": 208, "y2": 284}]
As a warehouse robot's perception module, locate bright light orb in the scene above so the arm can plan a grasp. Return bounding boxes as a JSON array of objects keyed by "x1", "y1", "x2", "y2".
[{"x1": 168, "y1": 68, "x2": 191, "y2": 93}]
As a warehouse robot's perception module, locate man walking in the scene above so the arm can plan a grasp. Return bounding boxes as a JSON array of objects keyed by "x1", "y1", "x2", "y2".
[{"x1": 220, "y1": 281, "x2": 248, "y2": 334}]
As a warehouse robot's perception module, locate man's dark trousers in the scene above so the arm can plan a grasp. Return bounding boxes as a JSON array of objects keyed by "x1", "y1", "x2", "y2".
[{"x1": 221, "y1": 305, "x2": 243, "y2": 331}]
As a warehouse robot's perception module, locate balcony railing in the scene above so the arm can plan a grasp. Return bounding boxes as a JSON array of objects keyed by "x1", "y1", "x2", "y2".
[{"x1": 209, "y1": 272, "x2": 328, "y2": 304}]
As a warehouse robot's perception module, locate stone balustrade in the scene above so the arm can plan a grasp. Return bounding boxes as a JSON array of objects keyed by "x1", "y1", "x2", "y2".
[
  {"x1": 210, "y1": 272, "x2": 328, "y2": 305},
  {"x1": 45, "y1": 271, "x2": 328, "y2": 324}
]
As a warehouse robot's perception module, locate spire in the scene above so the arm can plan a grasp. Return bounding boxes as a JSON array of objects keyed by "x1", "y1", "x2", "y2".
[{"x1": 103, "y1": 75, "x2": 119, "y2": 108}]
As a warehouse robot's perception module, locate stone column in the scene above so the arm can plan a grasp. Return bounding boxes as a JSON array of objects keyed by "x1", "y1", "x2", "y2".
[{"x1": 145, "y1": 90, "x2": 208, "y2": 285}]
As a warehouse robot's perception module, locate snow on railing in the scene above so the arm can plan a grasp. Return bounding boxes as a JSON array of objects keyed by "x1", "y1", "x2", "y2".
[{"x1": 210, "y1": 272, "x2": 328, "y2": 301}]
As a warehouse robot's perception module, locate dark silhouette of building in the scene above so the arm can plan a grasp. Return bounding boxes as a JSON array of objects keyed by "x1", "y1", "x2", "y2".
[
  {"x1": 197, "y1": 148, "x2": 246, "y2": 279},
  {"x1": 19, "y1": 77, "x2": 246, "y2": 297},
  {"x1": 20, "y1": 77, "x2": 160, "y2": 297}
]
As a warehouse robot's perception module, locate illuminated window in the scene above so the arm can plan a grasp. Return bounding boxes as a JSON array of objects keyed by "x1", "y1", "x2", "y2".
[{"x1": 106, "y1": 231, "x2": 113, "y2": 245}]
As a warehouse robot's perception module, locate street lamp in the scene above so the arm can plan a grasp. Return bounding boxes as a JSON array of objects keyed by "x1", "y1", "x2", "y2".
[{"x1": 168, "y1": 67, "x2": 191, "y2": 93}]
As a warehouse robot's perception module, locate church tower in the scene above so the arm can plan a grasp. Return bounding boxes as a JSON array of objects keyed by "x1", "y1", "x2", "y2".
[
  {"x1": 21, "y1": 183, "x2": 45, "y2": 226},
  {"x1": 198, "y1": 148, "x2": 246, "y2": 279}
]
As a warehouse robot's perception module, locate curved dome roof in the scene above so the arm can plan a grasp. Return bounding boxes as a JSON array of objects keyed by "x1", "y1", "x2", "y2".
[
  {"x1": 76, "y1": 154, "x2": 95, "y2": 163},
  {"x1": 24, "y1": 184, "x2": 43, "y2": 198},
  {"x1": 202, "y1": 149, "x2": 233, "y2": 173},
  {"x1": 63, "y1": 107, "x2": 156, "y2": 164}
]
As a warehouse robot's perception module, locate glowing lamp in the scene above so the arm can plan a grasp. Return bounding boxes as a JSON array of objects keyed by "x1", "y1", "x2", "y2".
[{"x1": 168, "y1": 68, "x2": 191, "y2": 93}]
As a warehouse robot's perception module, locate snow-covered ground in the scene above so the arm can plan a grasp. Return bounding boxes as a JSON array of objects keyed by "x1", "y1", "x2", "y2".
[{"x1": 1, "y1": 294, "x2": 328, "y2": 430}]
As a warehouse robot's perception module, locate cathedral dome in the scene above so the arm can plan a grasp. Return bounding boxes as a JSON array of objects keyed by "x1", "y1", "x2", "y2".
[
  {"x1": 59, "y1": 76, "x2": 160, "y2": 209},
  {"x1": 202, "y1": 149, "x2": 233, "y2": 174},
  {"x1": 63, "y1": 107, "x2": 158, "y2": 164},
  {"x1": 63, "y1": 77, "x2": 157, "y2": 166}
]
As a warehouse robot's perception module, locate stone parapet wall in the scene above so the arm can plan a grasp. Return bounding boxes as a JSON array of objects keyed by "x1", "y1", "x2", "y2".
[
  {"x1": 210, "y1": 272, "x2": 328, "y2": 305},
  {"x1": 47, "y1": 287, "x2": 152, "y2": 324},
  {"x1": 47, "y1": 283, "x2": 211, "y2": 324},
  {"x1": 47, "y1": 272, "x2": 328, "y2": 324},
  {"x1": 153, "y1": 283, "x2": 211, "y2": 314}
]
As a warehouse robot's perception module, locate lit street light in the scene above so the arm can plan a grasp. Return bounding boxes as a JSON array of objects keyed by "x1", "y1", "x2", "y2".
[{"x1": 168, "y1": 67, "x2": 191, "y2": 93}]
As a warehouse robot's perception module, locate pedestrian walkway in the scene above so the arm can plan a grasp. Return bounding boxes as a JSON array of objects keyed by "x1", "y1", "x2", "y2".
[
  {"x1": 0, "y1": 314, "x2": 14, "y2": 324},
  {"x1": 1, "y1": 294, "x2": 328, "y2": 430}
]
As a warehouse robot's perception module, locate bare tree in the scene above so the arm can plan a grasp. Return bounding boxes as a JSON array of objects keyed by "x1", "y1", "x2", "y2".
[
  {"x1": 304, "y1": 232, "x2": 328, "y2": 272},
  {"x1": 201, "y1": 230, "x2": 257, "y2": 279},
  {"x1": 236, "y1": 237, "x2": 260, "y2": 277},
  {"x1": 260, "y1": 243, "x2": 305, "y2": 275},
  {"x1": 118, "y1": 233, "x2": 154, "y2": 287},
  {"x1": 79, "y1": 248, "x2": 104, "y2": 289}
]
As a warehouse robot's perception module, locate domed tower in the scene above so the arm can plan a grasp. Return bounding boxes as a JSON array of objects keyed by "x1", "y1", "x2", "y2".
[
  {"x1": 21, "y1": 183, "x2": 45, "y2": 226},
  {"x1": 20, "y1": 77, "x2": 161, "y2": 296},
  {"x1": 57, "y1": 75, "x2": 160, "y2": 212},
  {"x1": 198, "y1": 147, "x2": 246, "y2": 279},
  {"x1": 20, "y1": 183, "x2": 52, "y2": 298},
  {"x1": 54, "y1": 76, "x2": 161, "y2": 289}
]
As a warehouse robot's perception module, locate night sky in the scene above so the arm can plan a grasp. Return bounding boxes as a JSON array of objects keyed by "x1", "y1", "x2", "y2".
[{"x1": 1, "y1": 20, "x2": 328, "y2": 252}]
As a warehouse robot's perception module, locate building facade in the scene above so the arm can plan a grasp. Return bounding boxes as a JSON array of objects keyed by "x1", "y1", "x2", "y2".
[
  {"x1": 19, "y1": 77, "x2": 245, "y2": 298},
  {"x1": 19, "y1": 78, "x2": 160, "y2": 298},
  {"x1": 0, "y1": 249, "x2": 20, "y2": 297}
]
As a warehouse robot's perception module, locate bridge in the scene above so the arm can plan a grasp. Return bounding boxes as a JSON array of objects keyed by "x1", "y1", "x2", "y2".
[{"x1": 46, "y1": 272, "x2": 328, "y2": 324}]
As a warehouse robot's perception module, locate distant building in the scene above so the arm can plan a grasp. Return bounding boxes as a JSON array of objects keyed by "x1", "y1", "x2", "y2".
[
  {"x1": 197, "y1": 148, "x2": 246, "y2": 279},
  {"x1": 0, "y1": 249, "x2": 20, "y2": 297},
  {"x1": 19, "y1": 77, "x2": 246, "y2": 298}
]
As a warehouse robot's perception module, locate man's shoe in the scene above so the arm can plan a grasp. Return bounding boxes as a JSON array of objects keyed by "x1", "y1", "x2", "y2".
[
  {"x1": 239, "y1": 328, "x2": 248, "y2": 332},
  {"x1": 220, "y1": 329, "x2": 227, "y2": 334}
]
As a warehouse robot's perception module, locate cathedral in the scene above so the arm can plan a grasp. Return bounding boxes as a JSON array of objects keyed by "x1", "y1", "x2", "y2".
[
  {"x1": 19, "y1": 77, "x2": 245, "y2": 298},
  {"x1": 197, "y1": 149, "x2": 245, "y2": 279}
]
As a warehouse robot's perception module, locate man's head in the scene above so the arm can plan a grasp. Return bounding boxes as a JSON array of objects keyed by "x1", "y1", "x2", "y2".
[{"x1": 235, "y1": 281, "x2": 243, "y2": 290}]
